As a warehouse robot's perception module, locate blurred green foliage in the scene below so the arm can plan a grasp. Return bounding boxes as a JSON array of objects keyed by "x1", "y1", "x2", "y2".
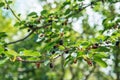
[{"x1": 0, "y1": 0, "x2": 120, "y2": 80}]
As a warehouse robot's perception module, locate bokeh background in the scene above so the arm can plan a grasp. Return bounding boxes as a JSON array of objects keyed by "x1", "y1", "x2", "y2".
[{"x1": 0, "y1": 0, "x2": 120, "y2": 80}]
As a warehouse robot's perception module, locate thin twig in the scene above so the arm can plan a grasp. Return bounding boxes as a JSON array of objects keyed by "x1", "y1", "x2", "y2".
[
  {"x1": 79, "y1": 0, "x2": 100, "y2": 12},
  {"x1": 53, "y1": 54, "x2": 62, "y2": 60},
  {"x1": 20, "y1": 60, "x2": 44, "y2": 63},
  {"x1": 6, "y1": 29, "x2": 34, "y2": 45},
  {"x1": 6, "y1": 23, "x2": 51, "y2": 45},
  {"x1": 5, "y1": 0, "x2": 21, "y2": 22}
]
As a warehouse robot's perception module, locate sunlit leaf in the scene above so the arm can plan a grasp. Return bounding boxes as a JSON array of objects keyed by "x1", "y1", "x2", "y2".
[
  {"x1": 21, "y1": 49, "x2": 41, "y2": 57},
  {"x1": 59, "y1": 45, "x2": 65, "y2": 50},
  {"x1": 94, "y1": 57, "x2": 108, "y2": 67},
  {"x1": 6, "y1": 49, "x2": 19, "y2": 56},
  {"x1": 0, "y1": 45, "x2": 4, "y2": 54},
  {"x1": 94, "y1": 52, "x2": 108, "y2": 58}
]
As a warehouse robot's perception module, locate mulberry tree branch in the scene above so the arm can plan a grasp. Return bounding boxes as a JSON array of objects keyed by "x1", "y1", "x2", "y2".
[
  {"x1": 5, "y1": 23, "x2": 51, "y2": 45},
  {"x1": 5, "y1": 0, "x2": 100, "y2": 46},
  {"x1": 5, "y1": 0, "x2": 21, "y2": 22}
]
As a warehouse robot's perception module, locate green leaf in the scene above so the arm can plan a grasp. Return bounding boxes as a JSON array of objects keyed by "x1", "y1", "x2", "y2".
[
  {"x1": 78, "y1": 0, "x2": 84, "y2": 1},
  {"x1": 96, "y1": 46, "x2": 110, "y2": 52},
  {"x1": 94, "y1": 52, "x2": 108, "y2": 58},
  {"x1": 81, "y1": 41, "x2": 90, "y2": 46},
  {"x1": 102, "y1": 17, "x2": 115, "y2": 30},
  {"x1": 0, "y1": 45, "x2": 4, "y2": 54},
  {"x1": 94, "y1": 57, "x2": 107, "y2": 67},
  {"x1": 18, "y1": 13, "x2": 21, "y2": 17},
  {"x1": 8, "y1": 1, "x2": 12, "y2": 4},
  {"x1": 63, "y1": 1, "x2": 70, "y2": 6},
  {"x1": 59, "y1": 45, "x2": 65, "y2": 50},
  {"x1": 41, "y1": 10, "x2": 47, "y2": 15},
  {"x1": 64, "y1": 56, "x2": 73, "y2": 66},
  {"x1": 60, "y1": 1, "x2": 71, "y2": 9},
  {"x1": 6, "y1": 49, "x2": 19, "y2": 56},
  {"x1": 21, "y1": 50, "x2": 41, "y2": 57},
  {"x1": 0, "y1": 57, "x2": 9, "y2": 65},
  {"x1": 78, "y1": 51, "x2": 84, "y2": 57},
  {"x1": 0, "y1": 2, "x2": 5, "y2": 7},
  {"x1": 0, "y1": 32, "x2": 7, "y2": 38},
  {"x1": 14, "y1": 22, "x2": 20, "y2": 27},
  {"x1": 65, "y1": 9, "x2": 71, "y2": 15},
  {"x1": 64, "y1": 59, "x2": 70, "y2": 66},
  {"x1": 44, "y1": 60, "x2": 50, "y2": 66},
  {"x1": 28, "y1": 12, "x2": 37, "y2": 16},
  {"x1": 41, "y1": 41, "x2": 56, "y2": 53}
]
